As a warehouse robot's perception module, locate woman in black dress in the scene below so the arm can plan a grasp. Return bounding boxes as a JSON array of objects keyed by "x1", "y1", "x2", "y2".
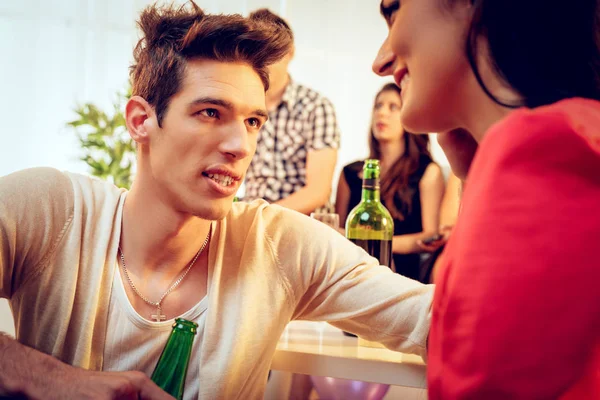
[{"x1": 335, "y1": 83, "x2": 445, "y2": 282}]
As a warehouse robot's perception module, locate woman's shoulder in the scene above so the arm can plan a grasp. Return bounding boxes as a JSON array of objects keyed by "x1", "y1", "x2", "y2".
[
  {"x1": 487, "y1": 98, "x2": 600, "y2": 156},
  {"x1": 342, "y1": 160, "x2": 365, "y2": 179},
  {"x1": 418, "y1": 153, "x2": 434, "y2": 169},
  {"x1": 476, "y1": 98, "x2": 600, "y2": 186},
  {"x1": 343, "y1": 160, "x2": 365, "y2": 171}
]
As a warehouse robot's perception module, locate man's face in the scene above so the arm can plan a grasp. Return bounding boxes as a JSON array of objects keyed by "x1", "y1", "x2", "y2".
[
  {"x1": 373, "y1": 0, "x2": 474, "y2": 134},
  {"x1": 142, "y1": 60, "x2": 267, "y2": 220}
]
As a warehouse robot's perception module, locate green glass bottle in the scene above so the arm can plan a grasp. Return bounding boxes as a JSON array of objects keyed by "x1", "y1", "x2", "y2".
[
  {"x1": 151, "y1": 318, "x2": 198, "y2": 400},
  {"x1": 345, "y1": 159, "x2": 394, "y2": 270}
]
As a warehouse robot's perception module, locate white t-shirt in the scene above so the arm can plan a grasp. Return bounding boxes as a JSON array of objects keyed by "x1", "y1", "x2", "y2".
[
  {"x1": 3, "y1": 169, "x2": 432, "y2": 398},
  {"x1": 103, "y1": 263, "x2": 207, "y2": 400}
]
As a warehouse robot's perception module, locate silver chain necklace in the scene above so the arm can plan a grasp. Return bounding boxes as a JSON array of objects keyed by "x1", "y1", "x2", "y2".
[{"x1": 118, "y1": 231, "x2": 210, "y2": 322}]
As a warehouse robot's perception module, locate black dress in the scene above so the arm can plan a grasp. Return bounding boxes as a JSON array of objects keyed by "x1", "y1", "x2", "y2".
[{"x1": 342, "y1": 155, "x2": 432, "y2": 281}]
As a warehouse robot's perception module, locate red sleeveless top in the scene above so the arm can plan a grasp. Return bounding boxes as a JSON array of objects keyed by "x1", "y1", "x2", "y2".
[{"x1": 428, "y1": 98, "x2": 600, "y2": 399}]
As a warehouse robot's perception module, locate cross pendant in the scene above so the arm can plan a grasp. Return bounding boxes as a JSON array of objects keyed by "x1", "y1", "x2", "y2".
[{"x1": 151, "y1": 306, "x2": 166, "y2": 322}]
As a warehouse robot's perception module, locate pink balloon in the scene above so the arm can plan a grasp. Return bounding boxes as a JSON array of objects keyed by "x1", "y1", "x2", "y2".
[{"x1": 310, "y1": 376, "x2": 390, "y2": 400}]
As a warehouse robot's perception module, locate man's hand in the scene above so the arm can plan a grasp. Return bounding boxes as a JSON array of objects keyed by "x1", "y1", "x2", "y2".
[
  {"x1": 0, "y1": 334, "x2": 173, "y2": 400},
  {"x1": 67, "y1": 370, "x2": 174, "y2": 400},
  {"x1": 17, "y1": 369, "x2": 174, "y2": 400},
  {"x1": 437, "y1": 128, "x2": 479, "y2": 180}
]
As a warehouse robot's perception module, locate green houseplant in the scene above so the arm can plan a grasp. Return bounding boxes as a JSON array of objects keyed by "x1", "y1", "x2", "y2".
[{"x1": 67, "y1": 88, "x2": 135, "y2": 189}]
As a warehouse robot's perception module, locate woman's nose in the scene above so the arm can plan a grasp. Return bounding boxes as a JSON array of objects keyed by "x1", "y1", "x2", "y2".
[{"x1": 372, "y1": 36, "x2": 396, "y2": 77}]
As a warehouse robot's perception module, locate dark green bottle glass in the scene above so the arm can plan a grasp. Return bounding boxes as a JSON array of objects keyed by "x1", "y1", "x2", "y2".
[
  {"x1": 151, "y1": 318, "x2": 198, "y2": 400},
  {"x1": 345, "y1": 159, "x2": 394, "y2": 270}
]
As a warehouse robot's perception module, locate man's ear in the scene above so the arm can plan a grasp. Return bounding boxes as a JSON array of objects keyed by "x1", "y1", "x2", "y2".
[{"x1": 125, "y1": 96, "x2": 157, "y2": 145}]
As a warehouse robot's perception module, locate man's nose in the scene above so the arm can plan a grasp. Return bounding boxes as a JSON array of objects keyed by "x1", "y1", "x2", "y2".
[
  {"x1": 220, "y1": 121, "x2": 251, "y2": 160},
  {"x1": 372, "y1": 36, "x2": 396, "y2": 77}
]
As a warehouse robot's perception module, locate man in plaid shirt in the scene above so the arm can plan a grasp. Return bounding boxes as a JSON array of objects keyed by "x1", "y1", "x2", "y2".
[{"x1": 244, "y1": 9, "x2": 340, "y2": 214}]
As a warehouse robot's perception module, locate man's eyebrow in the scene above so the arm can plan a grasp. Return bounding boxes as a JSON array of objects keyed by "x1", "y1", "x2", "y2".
[
  {"x1": 252, "y1": 109, "x2": 269, "y2": 119},
  {"x1": 190, "y1": 97, "x2": 234, "y2": 110},
  {"x1": 189, "y1": 97, "x2": 268, "y2": 119},
  {"x1": 380, "y1": 0, "x2": 400, "y2": 21}
]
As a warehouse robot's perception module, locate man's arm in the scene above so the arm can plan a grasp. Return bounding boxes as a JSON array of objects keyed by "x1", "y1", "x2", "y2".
[
  {"x1": 0, "y1": 169, "x2": 171, "y2": 399},
  {"x1": 0, "y1": 168, "x2": 75, "y2": 299},
  {"x1": 275, "y1": 148, "x2": 337, "y2": 214},
  {"x1": 266, "y1": 207, "x2": 432, "y2": 358},
  {"x1": 275, "y1": 96, "x2": 340, "y2": 214},
  {"x1": 0, "y1": 333, "x2": 171, "y2": 399}
]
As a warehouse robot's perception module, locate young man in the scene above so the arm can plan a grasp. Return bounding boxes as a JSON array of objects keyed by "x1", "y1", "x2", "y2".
[
  {"x1": 243, "y1": 9, "x2": 340, "y2": 215},
  {"x1": 0, "y1": 3, "x2": 432, "y2": 399}
]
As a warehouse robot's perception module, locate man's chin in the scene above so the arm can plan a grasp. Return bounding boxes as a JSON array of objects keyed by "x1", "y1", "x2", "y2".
[{"x1": 192, "y1": 205, "x2": 231, "y2": 221}]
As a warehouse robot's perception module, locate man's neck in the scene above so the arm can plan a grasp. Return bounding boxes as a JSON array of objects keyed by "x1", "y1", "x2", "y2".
[
  {"x1": 265, "y1": 75, "x2": 290, "y2": 112},
  {"x1": 120, "y1": 182, "x2": 212, "y2": 275}
]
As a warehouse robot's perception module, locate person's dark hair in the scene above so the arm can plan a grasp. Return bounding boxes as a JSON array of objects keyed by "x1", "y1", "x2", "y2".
[
  {"x1": 369, "y1": 83, "x2": 431, "y2": 220},
  {"x1": 130, "y1": 1, "x2": 290, "y2": 126},
  {"x1": 448, "y1": 0, "x2": 600, "y2": 108},
  {"x1": 248, "y1": 8, "x2": 294, "y2": 53}
]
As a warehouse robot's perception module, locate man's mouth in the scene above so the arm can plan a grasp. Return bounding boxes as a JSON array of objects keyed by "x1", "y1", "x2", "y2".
[{"x1": 203, "y1": 173, "x2": 235, "y2": 187}]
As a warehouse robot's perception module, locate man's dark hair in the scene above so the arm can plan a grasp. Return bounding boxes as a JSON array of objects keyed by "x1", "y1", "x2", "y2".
[
  {"x1": 248, "y1": 8, "x2": 294, "y2": 52},
  {"x1": 130, "y1": 1, "x2": 290, "y2": 126}
]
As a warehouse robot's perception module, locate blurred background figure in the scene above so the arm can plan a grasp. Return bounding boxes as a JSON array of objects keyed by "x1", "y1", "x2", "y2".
[
  {"x1": 417, "y1": 171, "x2": 461, "y2": 283},
  {"x1": 243, "y1": 9, "x2": 340, "y2": 215},
  {"x1": 336, "y1": 83, "x2": 444, "y2": 282}
]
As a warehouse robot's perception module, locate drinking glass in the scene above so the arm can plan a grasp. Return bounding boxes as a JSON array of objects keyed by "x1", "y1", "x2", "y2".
[{"x1": 310, "y1": 212, "x2": 340, "y2": 230}]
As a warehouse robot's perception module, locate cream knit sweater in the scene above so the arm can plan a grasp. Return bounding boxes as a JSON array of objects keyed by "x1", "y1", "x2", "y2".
[{"x1": 0, "y1": 167, "x2": 433, "y2": 399}]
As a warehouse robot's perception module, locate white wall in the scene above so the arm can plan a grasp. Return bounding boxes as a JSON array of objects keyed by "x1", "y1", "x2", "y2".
[{"x1": 0, "y1": 0, "x2": 448, "y2": 334}]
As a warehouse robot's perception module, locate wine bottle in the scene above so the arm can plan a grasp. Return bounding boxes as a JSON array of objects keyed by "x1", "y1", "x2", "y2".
[
  {"x1": 151, "y1": 318, "x2": 198, "y2": 400},
  {"x1": 345, "y1": 159, "x2": 394, "y2": 270}
]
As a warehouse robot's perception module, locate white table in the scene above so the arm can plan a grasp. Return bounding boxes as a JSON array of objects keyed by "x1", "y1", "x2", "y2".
[{"x1": 270, "y1": 321, "x2": 427, "y2": 388}]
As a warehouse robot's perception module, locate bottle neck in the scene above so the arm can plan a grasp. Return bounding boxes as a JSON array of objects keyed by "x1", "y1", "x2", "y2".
[{"x1": 361, "y1": 178, "x2": 381, "y2": 202}]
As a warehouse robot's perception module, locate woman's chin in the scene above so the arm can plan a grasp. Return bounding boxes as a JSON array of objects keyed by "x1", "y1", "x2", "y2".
[
  {"x1": 402, "y1": 105, "x2": 457, "y2": 136},
  {"x1": 374, "y1": 132, "x2": 403, "y2": 143},
  {"x1": 402, "y1": 112, "x2": 438, "y2": 135}
]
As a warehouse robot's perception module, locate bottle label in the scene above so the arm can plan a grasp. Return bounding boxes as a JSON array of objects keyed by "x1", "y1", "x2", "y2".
[{"x1": 362, "y1": 178, "x2": 379, "y2": 190}]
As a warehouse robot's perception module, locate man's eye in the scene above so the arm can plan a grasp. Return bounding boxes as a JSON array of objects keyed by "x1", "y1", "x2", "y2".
[
  {"x1": 199, "y1": 109, "x2": 219, "y2": 119},
  {"x1": 247, "y1": 118, "x2": 261, "y2": 128}
]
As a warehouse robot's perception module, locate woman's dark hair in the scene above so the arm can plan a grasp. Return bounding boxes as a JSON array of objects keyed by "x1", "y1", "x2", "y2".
[
  {"x1": 454, "y1": 0, "x2": 600, "y2": 108},
  {"x1": 369, "y1": 83, "x2": 431, "y2": 220}
]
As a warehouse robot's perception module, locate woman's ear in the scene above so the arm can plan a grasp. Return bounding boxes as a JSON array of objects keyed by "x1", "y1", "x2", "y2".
[{"x1": 125, "y1": 95, "x2": 156, "y2": 145}]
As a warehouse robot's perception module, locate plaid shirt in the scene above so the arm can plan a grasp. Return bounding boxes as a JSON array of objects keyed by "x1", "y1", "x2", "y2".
[{"x1": 244, "y1": 79, "x2": 340, "y2": 202}]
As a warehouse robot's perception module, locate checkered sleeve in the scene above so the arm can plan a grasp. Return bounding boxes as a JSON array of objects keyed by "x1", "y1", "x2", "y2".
[{"x1": 305, "y1": 97, "x2": 340, "y2": 151}]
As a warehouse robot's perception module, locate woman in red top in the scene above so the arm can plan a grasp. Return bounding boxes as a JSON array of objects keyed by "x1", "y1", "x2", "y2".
[{"x1": 372, "y1": 0, "x2": 600, "y2": 399}]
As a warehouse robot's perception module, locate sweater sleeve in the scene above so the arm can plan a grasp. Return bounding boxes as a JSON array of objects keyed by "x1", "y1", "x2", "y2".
[
  {"x1": 0, "y1": 168, "x2": 74, "y2": 299},
  {"x1": 428, "y1": 110, "x2": 600, "y2": 399},
  {"x1": 263, "y1": 205, "x2": 433, "y2": 358}
]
